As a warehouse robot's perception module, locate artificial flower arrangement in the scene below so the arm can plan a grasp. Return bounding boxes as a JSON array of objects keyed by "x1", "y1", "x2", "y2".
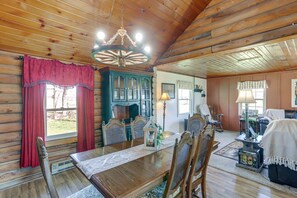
[{"x1": 156, "y1": 124, "x2": 165, "y2": 149}]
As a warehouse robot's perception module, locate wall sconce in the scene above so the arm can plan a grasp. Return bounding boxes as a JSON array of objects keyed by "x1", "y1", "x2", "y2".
[{"x1": 194, "y1": 84, "x2": 203, "y2": 92}]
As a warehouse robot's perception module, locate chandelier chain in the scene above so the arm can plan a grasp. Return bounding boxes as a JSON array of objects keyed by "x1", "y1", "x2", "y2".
[
  {"x1": 121, "y1": 0, "x2": 124, "y2": 28},
  {"x1": 107, "y1": 0, "x2": 115, "y2": 26}
]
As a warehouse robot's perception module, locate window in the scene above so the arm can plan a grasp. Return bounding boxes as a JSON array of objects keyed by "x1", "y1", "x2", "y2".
[
  {"x1": 178, "y1": 89, "x2": 192, "y2": 115},
  {"x1": 45, "y1": 84, "x2": 77, "y2": 140},
  {"x1": 239, "y1": 88, "x2": 266, "y2": 116}
]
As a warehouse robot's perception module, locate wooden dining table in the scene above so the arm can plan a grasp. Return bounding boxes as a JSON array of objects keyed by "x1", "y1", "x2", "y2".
[{"x1": 70, "y1": 135, "x2": 219, "y2": 198}]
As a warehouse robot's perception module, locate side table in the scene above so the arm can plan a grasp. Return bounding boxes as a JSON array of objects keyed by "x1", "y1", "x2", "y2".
[{"x1": 235, "y1": 134, "x2": 263, "y2": 172}]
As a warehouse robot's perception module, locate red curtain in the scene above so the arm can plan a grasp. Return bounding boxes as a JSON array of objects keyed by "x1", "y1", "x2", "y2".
[
  {"x1": 23, "y1": 55, "x2": 94, "y2": 89},
  {"x1": 21, "y1": 84, "x2": 45, "y2": 168},
  {"x1": 77, "y1": 87, "x2": 95, "y2": 152},
  {"x1": 21, "y1": 55, "x2": 95, "y2": 168}
]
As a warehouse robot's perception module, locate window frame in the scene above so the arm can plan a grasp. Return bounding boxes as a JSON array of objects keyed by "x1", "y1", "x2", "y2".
[
  {"x1": 177, "y1": 88, "x2": 192, "y2": 115},
  {"x1": 45, "y1": 84, "x2": 78, "y2": 141},
  {"x1": 238, "y1": 88, "x2": 266, "y2": 116}
]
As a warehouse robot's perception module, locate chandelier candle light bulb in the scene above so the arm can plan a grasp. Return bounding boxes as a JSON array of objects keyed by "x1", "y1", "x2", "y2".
[
  {"x1": 97, "y1": 31, "x2": 106, "y2": 41},
  {"x1": 135, "y1": 33, "x2": 143, "y2": 42}
]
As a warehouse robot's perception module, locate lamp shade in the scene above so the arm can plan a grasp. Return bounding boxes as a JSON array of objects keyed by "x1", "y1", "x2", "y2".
[
  {"x1": 236, "y1": 90, "x2": 256, "y2": 103},
  {"x1": 160, "y1": 92, "x2": 170, "y2": 101}
]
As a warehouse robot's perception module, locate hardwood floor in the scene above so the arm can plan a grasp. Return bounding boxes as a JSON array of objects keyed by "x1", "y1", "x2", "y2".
[{"x1": 0, "y1": 166, "x2": 295, "y2": 198}]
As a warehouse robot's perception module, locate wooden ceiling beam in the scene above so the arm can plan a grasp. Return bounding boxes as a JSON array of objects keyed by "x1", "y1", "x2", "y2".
[
  {"x1": 175, "y1": 1, "x2": 297, "y2": 49},
  {"x1": 164, "y1": 0, "x2": 295, "y2": 56},
  {"x1": 156, "y1": 24, "x2": 297, "y2": 66},
  {"x1": 212, "y1": 2, "x2": 297, "y2": 38},
  {"x1": 176, "y1": 0, "x2": 256, "y2": 41},
  {"x1": 212, "y1": 24, "x2": 297, "y2": 53},
  {"x1": 159, "y1": 3, "x2": 297, "y2": 61}
]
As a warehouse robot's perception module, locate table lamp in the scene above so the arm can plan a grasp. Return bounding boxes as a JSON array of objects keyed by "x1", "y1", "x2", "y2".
[
  {"x1": 236, "y1": 90, "x2": 256, "y2": 139},
  {"x1": 160, "y1": 92, "x2": 171, "y2": 131}
]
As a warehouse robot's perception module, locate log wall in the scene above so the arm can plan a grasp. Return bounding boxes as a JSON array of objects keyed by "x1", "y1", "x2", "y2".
[
  {"x1": 158, "y1": 0, "x2": 297, "y2": 65},
  {"x1": 0, "y1": 51, "x2": 102, "y2": 189}
]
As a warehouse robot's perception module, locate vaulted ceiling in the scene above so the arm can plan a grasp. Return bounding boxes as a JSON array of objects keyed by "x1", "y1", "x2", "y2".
[
  {"x1": 1, "y1": 0, "x2": 297, "y2": 78},
  {"x1": 0, "y1": 0, "x2": 209, "y2": 71}
]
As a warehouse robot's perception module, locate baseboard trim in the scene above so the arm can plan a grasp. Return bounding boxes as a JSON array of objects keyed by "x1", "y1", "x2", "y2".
[{"x1": 0, "y1": 172, "x2": 42, "y2": 191}]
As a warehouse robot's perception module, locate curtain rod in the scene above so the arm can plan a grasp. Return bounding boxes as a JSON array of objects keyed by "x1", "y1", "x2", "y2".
[{"x1": 15, "y1": 55, "x2": 99, "y2": 71}]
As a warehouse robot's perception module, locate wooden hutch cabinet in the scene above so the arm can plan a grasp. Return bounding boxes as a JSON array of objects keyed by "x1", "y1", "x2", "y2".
[{"x1": 100, "y1": 68, "x2": 152, "y2": 124}]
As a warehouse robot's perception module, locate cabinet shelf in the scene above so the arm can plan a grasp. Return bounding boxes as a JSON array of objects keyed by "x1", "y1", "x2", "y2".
[{"x1": 100, "y1": 68, "x2": 152, "y2": 123}]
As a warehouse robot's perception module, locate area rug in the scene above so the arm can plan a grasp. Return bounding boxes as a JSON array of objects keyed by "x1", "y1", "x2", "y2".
[
  {"x1": 209, "y1": 145, "x2": 297, "y2": 196},
  {"x1": 213, "y1": 141, "x2": 243, "y2": 160}
]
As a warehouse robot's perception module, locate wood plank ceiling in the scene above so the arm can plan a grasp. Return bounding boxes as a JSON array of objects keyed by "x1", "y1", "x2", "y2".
[
  {"x1": 156, "y1": 0, "x2": 297, "y2": 78},
  {"x1": 0, "y1": 0, "x2": 210, "y2": 71}
]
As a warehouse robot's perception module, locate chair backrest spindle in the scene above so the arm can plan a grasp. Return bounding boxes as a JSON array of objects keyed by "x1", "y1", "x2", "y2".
[
  {"x1": 163, "y1": 131, "x2": 194, "y2": 198},
  {"x1": 36, "y1": 137, "x2": 59, "y2": 198}
]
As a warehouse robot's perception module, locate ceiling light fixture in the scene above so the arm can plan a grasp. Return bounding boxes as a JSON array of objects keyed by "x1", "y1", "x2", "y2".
[{"x1": 91, "y1": 0, "x2": 151, "y2": 68}]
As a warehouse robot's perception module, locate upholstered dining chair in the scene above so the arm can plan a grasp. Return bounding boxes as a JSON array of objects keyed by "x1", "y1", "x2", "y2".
[
  {"x1": 102, "y1": 118, "x2": 127, "y2": 146},
  {"x1": 187, "y1": 128, "x2": 215, "y2": 198},
  {"x1": 199, "y1": 103, "x2": 224, "y2": 132},
  {"x1": 187, "y1": 114, "x2": 207, "y2": 136},
  {"x1": 141, "y1": 131, "x2": 195, "y2": 198},
  {"x1": 36, "y1": 137, "x2": 103, "y2": 198},
  {"x1": 130, "y1": 115, "x2": 147, "y2": 139}
]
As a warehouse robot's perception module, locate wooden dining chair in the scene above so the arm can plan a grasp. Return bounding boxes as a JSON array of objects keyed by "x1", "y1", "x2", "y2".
[
  {"x1": 187, "y1": 128, "x2": 215, "y2": 198},
  {"x1": 141, "y1": 131, "x2": 195, "y2": 198},
  {"x1": 187, "y1": 114, "x2": 207, "y2": 136},
  {"x1": 102, "y1": 118, "x2": 127, "y2": 146},
  {"x1": 36, "y1": 137, "x2": 103, "y2": 198},
  {"x1": 130, "y1": 115, "x2": 147, "y2": 139}
]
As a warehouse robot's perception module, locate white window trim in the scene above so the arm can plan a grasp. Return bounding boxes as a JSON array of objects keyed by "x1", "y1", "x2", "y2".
[
  {"x1": 177, "y1": 80, "x2": 193, "y2": 115},
  {"x1": 46, "y1": 132, "x2": 77, "y2": 141},
  {"x1": 238, "y1": 88, "x2": 266, "y2": 116},
  {"x1": 177, "y1": 90, "x2": 193, "y2": 115},
  {"x1": 44, "y1": 85, "x2": 78, "y2": 141}
]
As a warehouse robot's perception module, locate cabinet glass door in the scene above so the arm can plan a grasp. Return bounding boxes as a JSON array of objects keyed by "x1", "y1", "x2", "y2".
[
  {"x1": 113, "y1": 75, "x2": 125, "y2": 101},
  {"x1": 141, "y1": 101, "x2": 151, "y2": 117},
  {"x1": 127, "y1": 77, "x2": 139, "y2": 101},
  {"x1": 140, "y1": 78, "x2": 151, "y2": 117},
  {"x1": 141, "y1": 79, "x2": 150, "y2": 100}
]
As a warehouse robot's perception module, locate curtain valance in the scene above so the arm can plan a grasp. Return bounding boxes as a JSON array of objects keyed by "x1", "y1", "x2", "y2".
[
  {"x1": 23, "y1": 55, "x2": 94, "y2": 90},
  {"x1": 237, "y1": 80, "x2": 268, "y2": 90},
  {"x1": 177, "y1": 80, "x2": 193, "y2": 90}
]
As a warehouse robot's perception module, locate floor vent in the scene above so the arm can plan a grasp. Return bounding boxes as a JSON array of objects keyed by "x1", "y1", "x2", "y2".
[{"x1": 51, "y1": 160, "x2": 74, "y2": 175}]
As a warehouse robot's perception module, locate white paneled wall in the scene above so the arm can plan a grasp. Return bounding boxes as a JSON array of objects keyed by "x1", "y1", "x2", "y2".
[{"x1": 156, "y1": 70, "x2": 207, "y2": 133}]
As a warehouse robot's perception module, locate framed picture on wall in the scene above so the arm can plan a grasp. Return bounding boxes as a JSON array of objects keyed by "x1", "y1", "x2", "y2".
[
  {"x1": 292, "y1": 79, "x2": 297, "y2": 107},
  {"x1": 161, "y1": 83, "x2": 175, "y2": 99}
]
